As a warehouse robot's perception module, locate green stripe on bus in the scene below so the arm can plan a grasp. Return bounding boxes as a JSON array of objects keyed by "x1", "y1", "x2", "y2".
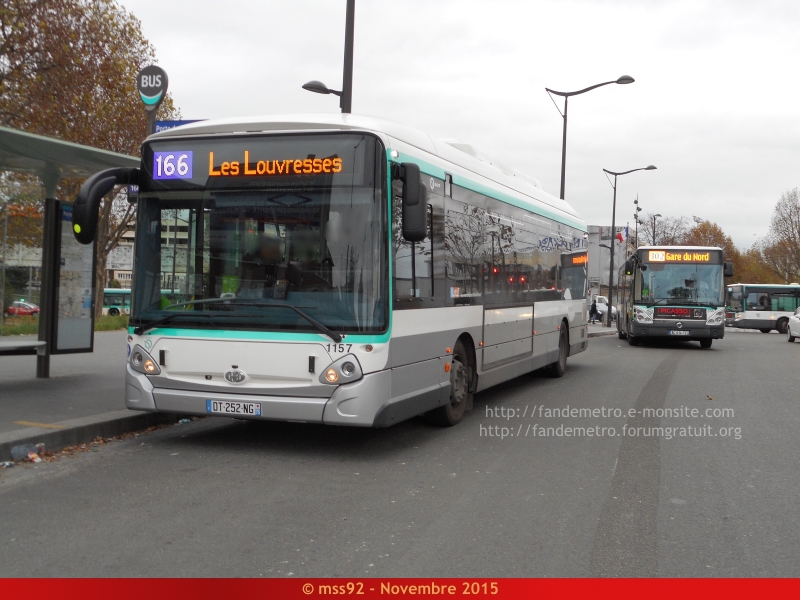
[{"x1": 128, "y1": 326, "x2": 391, "y2": 343}]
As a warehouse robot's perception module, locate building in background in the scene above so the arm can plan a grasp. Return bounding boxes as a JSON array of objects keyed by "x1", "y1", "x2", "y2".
[{"x1": 586, "y1": 225, "x2": 637, "y2": 300}]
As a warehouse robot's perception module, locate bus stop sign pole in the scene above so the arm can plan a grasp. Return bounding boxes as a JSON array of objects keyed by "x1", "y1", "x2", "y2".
[{"x1": 137, "y1": 65, "x2": 168, "y2": 136}]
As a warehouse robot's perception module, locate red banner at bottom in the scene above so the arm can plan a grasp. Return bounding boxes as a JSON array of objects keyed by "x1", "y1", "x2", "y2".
[{"x1": 1, "y1": 578, "x2": 797, "y2": 598}]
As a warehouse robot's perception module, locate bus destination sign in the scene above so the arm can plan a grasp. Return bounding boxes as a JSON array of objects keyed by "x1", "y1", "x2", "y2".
[
  {"x1": 152, "y1": 150, "x2": 344, "y2": 180},
  {"x1": 648, "y1": 250, "x2": 712, "y2": 263}
]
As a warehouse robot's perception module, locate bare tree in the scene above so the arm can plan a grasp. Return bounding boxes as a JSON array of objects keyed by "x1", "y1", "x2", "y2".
[
  {"x1": 639, "y1": 213, "x2": 689, "y2": 246},
  {"x1": 760, "y1": 188, "x2": 800, "y2": 283}
]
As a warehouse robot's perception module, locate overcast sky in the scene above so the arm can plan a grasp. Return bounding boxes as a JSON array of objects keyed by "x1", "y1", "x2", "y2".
[{"x1": 118, "y1": 0, "x2": 800, "y2": 248}]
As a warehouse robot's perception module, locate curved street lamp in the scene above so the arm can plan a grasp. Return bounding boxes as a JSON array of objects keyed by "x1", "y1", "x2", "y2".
[
  {"x1": 602, "y1": 165, "x2": 657, "y2": 326},
  {"x1": 546, "y1": 75, "x2": 635, "y2": 199},
  {"x1": 302, "y1": 0, "x2": 355, "y2": 112},
  {"x1": 652, "y1": 213, "x2": 662, "y2": 245}
]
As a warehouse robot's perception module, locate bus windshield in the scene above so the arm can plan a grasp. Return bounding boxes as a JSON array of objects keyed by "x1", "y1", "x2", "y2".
[
  {"x1": 636, "y1": 262, "x2": 724, "y2": 306},
  {"x1": 131, "y1": 133, "x2": 387, "y2": 335}
]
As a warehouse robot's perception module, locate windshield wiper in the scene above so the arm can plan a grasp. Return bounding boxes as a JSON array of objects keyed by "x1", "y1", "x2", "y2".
[
  {"x1": 135, "y1": 298, "x2": 343, "y2": 342},
  {"x1": 227, "y1": 301, "x2": 342, "y2": 343}
]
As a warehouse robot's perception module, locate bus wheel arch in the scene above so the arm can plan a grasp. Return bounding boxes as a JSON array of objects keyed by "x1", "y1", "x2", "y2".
[{"x1": 108, "y1": 307, "x2": 120, "y2": 317}]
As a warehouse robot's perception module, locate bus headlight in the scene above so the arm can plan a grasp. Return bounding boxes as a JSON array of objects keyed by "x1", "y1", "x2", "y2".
[
  {"x1": 130, "y1": 344, "x2": 161, "y2": 376},
  {"x1": 634, "y1": 306, "x2": 653, "y2": 323},
  {"x1": 319, "y1": 355, "x2": 363, "y2": 385},
  {"x1": 706, "y1": 308, "x2": 725, "y2": 325}
]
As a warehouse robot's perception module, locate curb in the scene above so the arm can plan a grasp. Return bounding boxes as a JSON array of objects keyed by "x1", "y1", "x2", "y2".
[
  {"x1": 588, "y1": 330, "x2": 618, "y2": 338},
  {"x1": 0, "y1": 410, "x2": 180, "y2": 461}
]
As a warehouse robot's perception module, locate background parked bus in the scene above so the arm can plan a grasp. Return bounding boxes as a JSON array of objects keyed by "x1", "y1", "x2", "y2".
[
  {"x1": 617, "y1": 246, "x2": 733, "y2": 348},
  {"x1": 102, "y1": 288, "x2": 187, "y2": 316},
  {"x1": 102, "y1": 288, "x2": 132, "y2": 316},
  {"x1": 726, "y1": 283, "x2": 800, "y2": 334}
]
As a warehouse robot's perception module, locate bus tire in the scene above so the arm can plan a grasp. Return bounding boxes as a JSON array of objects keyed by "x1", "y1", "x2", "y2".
[
  {"x1": 108, "y1": 308, "x2": 120, "y2": 317},
  {"x1": 776, "y1": 318, "x2": 789, "y2": 335},
  {"x1": 700, "y1": 339, "x2": 712, "y2": 349},
  {"x1": 759, "y1": 328, "x2": 772, "y2": 334},
  {"x1": 427, "y1": 340, "x2": 471, "y2": 427},
  {"x1": 627, "y1": 325, "x2": 639, "y2": 346},
  {"x1": 547, "y1": 323, "x2": 568, "y2": 378}
]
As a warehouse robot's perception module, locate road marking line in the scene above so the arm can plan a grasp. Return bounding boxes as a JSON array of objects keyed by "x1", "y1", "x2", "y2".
[{"x1": 14, "y1": 421, "x2": 67, "y2": 430}]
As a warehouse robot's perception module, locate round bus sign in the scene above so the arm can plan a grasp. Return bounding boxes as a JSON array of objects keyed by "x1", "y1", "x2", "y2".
[{"x1": 137, "y1": 65, "x2": 168, "y2": 112}]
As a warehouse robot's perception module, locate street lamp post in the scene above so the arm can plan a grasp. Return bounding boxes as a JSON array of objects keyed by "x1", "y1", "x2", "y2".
[
  {"x1": 302, "y1": 0, "x2": 355, "y2": 113},
  {"x1": 545, "y1": 75, "x2": 635, "y2": 200},
  {"x1": 652, "y1": 213, "x2": 662, "y2": 245},
  {"x1": 602, "y1": 166, "x2": 657, "y2": 327},
  {"x1": 633, "y1": 196, "x2": 642, "y2": 249}
]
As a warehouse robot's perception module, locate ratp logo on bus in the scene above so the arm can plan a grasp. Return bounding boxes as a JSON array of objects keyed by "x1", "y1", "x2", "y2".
[{"x1": 648, "y1": 250, "x2": 666, "y2": 262}]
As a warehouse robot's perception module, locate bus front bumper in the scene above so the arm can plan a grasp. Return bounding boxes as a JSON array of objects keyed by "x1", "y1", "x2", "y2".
[
  {"x1": 629, "y1": 321, "x2": 725, "y2": 340},
  {"x1": 125, "y1": 365, "x2": 433, "y2": 427}
]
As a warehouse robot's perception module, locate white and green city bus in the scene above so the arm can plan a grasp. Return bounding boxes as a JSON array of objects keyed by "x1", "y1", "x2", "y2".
[
  {"x1": 726, "y1": 283, "x2": 800, "y2": 334},
  {"x1": 72, "y1": 115, "x2": 588, "y2": 427},
  {"x1": 617, "y1": 246, "x2": 733, "y2": 348},
  {"x1": 102, "y1": 288, "x2": 132, "y2": 316},
  {"x1": 102, "y1": 288, "x2": 187, "y2": 316}
]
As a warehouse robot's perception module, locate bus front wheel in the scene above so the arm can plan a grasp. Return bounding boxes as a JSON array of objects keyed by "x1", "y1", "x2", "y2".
[
  {"x1": 627, "y1": 322, "x2": 639, "y2": 346},
  {"x1": 108, "y1": 308, "x2": 120, "y2": 317},
  {"x1": 700, "y1": 339, "x2": 712, "y2": 349},
  {"x1": 427, "y1": 340, "x2": 471, "y2": 427}
]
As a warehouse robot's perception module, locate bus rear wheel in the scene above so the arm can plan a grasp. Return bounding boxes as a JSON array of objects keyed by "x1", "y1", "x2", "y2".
[
  {"x1": 108, "y1": 308, "x2": 120, "y2": 317},
  {"x1": 700, "y1": 339, "x2": 712, "y2": 349},
  {"x1": 547, "y1": 324, "x2": 568, "y2": 378},
  {"x1": 427, "y1": 340, "x2": 471, "y2": 427},
  {"x1": 776, "y1": 318, "x2": 789, "y2": 335}
]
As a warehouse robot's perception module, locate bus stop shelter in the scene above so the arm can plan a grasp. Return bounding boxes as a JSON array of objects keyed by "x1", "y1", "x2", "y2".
[{"x1": 0, "y1": 126, "x2": 138, "y2": 377}]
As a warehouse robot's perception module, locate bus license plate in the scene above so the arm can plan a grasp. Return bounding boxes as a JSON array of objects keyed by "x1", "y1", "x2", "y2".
[
  {"x1": 206, "y1": 400, "x2": 261, "y2": 416},
  {"x1": 668, "y1": 330, "x2": 690, "y2": 336}
]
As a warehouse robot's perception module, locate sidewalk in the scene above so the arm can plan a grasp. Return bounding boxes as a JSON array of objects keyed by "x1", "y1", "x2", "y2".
[
  {"x1": 0, "y1": 331, "x2": 177, "y2": 460},
  {"x1": 588, "y1": 322, "x2": 618, "y2": 338}
]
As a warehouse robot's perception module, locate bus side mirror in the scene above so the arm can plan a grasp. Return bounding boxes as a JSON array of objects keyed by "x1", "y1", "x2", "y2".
[
  {"x1": 724, "y1": 261, "x2": 734, "y2": 278},
  {"x1": 73, "y1": 168, "x2": 139, "y2": 244},
  {"x1": 398, "y1": 162, "x2": 426, "y2": 242}
]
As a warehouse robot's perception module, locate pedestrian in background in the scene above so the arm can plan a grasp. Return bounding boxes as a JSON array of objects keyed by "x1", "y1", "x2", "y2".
[{"x1": 589, "y1": 300, "x2": 599, "y2": 323}]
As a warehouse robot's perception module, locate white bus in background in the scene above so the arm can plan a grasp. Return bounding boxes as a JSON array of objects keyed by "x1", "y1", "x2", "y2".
[
  {"x1": 727, "y1": 283, "x2": 800, "y2": 334},
  {"x1": 72, "y1": 114, "x2": 588, "y2": 428}
]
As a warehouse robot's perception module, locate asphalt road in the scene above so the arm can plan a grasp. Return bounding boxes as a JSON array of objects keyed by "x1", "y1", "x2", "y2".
[{"x1": 1, "y1": 331, "x2": 798, "y2": 577}]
